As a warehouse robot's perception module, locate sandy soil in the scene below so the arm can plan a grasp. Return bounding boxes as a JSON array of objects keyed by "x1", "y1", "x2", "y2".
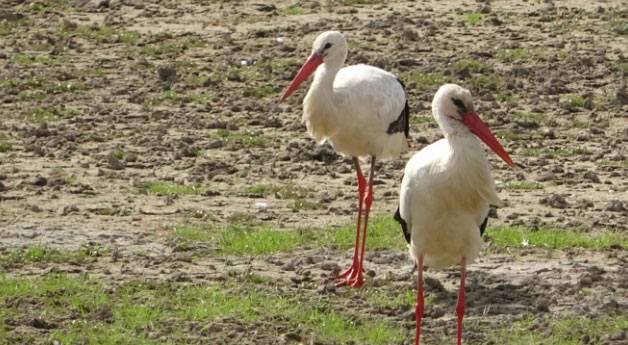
[{"x1": 0, "y1": 0, "x2": 627, "y2": 344}]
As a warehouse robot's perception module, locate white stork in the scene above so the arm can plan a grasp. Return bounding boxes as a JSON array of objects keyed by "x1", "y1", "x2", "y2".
[
  {"x1": 394, "y1": 84, "x2": 515, "y2": 345},
  {"x1": 279, "y1": 31, "x2": 410, "y2": 288}
]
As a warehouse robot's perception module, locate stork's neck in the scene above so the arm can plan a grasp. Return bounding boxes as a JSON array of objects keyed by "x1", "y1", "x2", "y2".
[{"x1": 312, "y1": 61, "x2": 343, "y2": 93}]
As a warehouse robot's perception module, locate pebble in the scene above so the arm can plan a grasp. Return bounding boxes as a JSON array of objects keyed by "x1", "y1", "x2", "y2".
[
  {"x1": 32, "y1": 176, "x2": 48, "y2": 186},
  {"x1": 281, "y1": 261, "x2": 295, "y2": 271},
  {"x1": 605, "y1": 200, "x2": 625, "y2": 212},
  {"x1": 107, "y1": 155, "x2": 125, "y2": 170},
  {"x1": 541, "y1": 194, "x2": 569, "y2": 209},
  {"x1": 583, "y1": 171, "x2": 600, "y2": 183}
]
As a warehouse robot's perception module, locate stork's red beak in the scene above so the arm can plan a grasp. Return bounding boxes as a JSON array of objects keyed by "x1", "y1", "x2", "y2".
[
  {"x1": 279, "y1": 53, "x2": 324, "y2": 103},
  {"x1": 462, "y1": 111, "x2": 516, "y2": 168}
]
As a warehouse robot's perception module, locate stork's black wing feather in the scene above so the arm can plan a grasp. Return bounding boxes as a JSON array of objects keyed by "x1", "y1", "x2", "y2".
[
  {"x1": 394, "y1": 206, "x2": 411, "y2": 244},
  {"x1": 387, "y1": 78, "x2": 410, "y2": 139},
  {"x1": 479, "y1": 215, "x2": 489, "y2": 236}
]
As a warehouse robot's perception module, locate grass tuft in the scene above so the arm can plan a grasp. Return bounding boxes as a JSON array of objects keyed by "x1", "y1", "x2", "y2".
[
  {"x1": 490, "y1": 314, "x2": 628, "y2": 345},
  {"x1": 281, "y1": 6, "x2": 304, "y2": 15},
  {"x1": 568, "y1": 95, "x2": 585, "y2": 107},
  {"x1": 496, "y1": 48, "x2": 526, "y2": 62},
  {"x1": 134, "y1": 181, "x2": 205, "y2": 196},
  {"x1": 488, "y1": 225, "x2": 627, "y2": 251},
  {"x1": 27, "y1": 107, "x2": 79, "y2": 123},
  {"x1": 211, "y1": 129, "x2": 273, "y2": 148},
  {"x1": 505, "y1": 181, "x2": 543, "y2": 190}
]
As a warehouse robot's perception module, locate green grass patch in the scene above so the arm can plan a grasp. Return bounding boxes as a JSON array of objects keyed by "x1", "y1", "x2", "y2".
[
  {"x1": 410, "y1": 115, "x2": 433, "y2": 125},
  {"x1": 495, "y1": 92, "x2": 516, "y2": 103},
  {"x1": 0, "y1": 20, "x2": 12, "y2": 36},
  {"x1": 245, "y1": 183, "x2": 313, "y2": 199},
  {"x1": 514, "y1": 112, "x2": 545, "y2": 123},
  {"x1": 171, "y1": 214, "x2": 407, "y2": 257},
  {"x1": 26, "y1": 107, "x2": 79, "y2": 123},
  {"x1": 0, "y1": 244, "x2": 108, "y2": 266},
  {"x1": 0, "y1": 77, "x2": 44, "y2": 90},
  {"x1": 406, "y1": 71, "x2": 447, "y2": 91},
  {"x1": 138, "y1": 35, "x2": 204, "y2": 55},
  {"x1": 488, "y1": 314, "x2": 628, "y2": 345},
  {"x1": 548, "y1": 146, "x2": 589, "y2": 157},
  {"x1": 243, "y1": 85, "x2": 275, "y2": 98},
  {"x1": 51, "y1": 167, "x2": 77, "y2": 185},
  {"x1": 0, "y1": 274, "x2": 403, "y2": 345},
  {"x1": 338, "y1": 0, "x2": 381, "y2": 4},
  {"x1": 571, "y1": 118, "x2": 587, "y2": 128},
  {"x1": 27, "y1": 0, "x2": 71, "y2": 12},
  {"x1": 10, "y1": 55, "x2": 57, "y2": 65},
  {"x1": 506, "y1": 181, "x2": 543, "y2": 190},
  {"x1": 134, "y1": 181, "x2": 205, "y2": 196},
  {"x1": 0, "y1": 133, "x2": 12, "y2": 153},
  {"x1": 363, "y1": 289, "x2": 420, "y2": 309},
  {"x1": 595, "y1": 158, "x2": 628, "y2": 168},
  {"x1": 58, "y1": 24, "x2": 139, "y2": 45},
  {"x1": 612, "y1": 63, "x2": 628, "y2": 73},
  {"x1": 496, "y1": 48, "x2": 526, "y2": 62},
  {"x1": 221, "y1": 59, "x2": 299, "y2": 82},
  {"x1": 568, "y1": 95, "x2": 585, "y2": 107},
  {"x1": 465, "y1": 75, "x2": 501, "y2": 87},
  {"x1": 518, "y1": 147, "x2": 540, "y2": 157},
  {"x1": 281, "y1": 5, "x2": 304, "y2": 15},
  {"x1": 53, "y1": 81, "x2": 85, "y2": 93},
  {"x1": 451, "y1": 59, "x2": 487, "y2": 72},
  {"x1": 145, "y1": 90, "x2": 212, "y2": 106},
  {"x1": 459, "y1": 11, "x2": 485, "y2": 25},
  {"x1": 488, "y1": 225, "x2": 627, "y2": 251},
  {"x1": 495, "y1": 129, "x2": 521, "y2": 141},
  {"x1": 96, "y1": 207, "x2": 121, "y2": 216},
  {"x1": 211, "y1": 129, "x2": 273, "y2": 148},
  {"x1": 609, "y1": 18, "x2": 628, "y2": 35},
  {"x1": 245, "y1": 183, "x2": 317, "y2": 212},
  {"x1": 552, "y1": 13, "x2": 581, "y2": 33}
]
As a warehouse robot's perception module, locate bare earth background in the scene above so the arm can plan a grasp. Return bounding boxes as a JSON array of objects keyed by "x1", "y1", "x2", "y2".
[{"x1": 0, "y1": 0, "x2": 627, "y2": 344}]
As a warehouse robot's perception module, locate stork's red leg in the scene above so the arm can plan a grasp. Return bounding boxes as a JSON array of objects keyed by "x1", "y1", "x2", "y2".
[
  {"x1": 456, "y1": 257, "x2": 467, "y2": 345},
  {"x1": 349, "y1": 155, "x2": 377, "y2": 288},
  {"x1": 332, "y1": 157, "x2": 366, "y2": 286},
  {"x1": 415, "y1": 255, "x2": 424, "y2": 345}
]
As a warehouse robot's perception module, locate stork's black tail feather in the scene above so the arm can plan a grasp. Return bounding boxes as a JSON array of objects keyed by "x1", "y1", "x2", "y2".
[{"x1": 393, "y1": 206, "x2": 411, "y2": 244}]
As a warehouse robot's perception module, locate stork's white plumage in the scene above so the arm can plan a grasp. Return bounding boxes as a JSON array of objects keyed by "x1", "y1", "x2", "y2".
[
  {"x1": 394, "y1": 84, "x2": 515, "y2": 345},
  {"x1": 280, "y1": 31, "x2": 410, "y2": 288}
]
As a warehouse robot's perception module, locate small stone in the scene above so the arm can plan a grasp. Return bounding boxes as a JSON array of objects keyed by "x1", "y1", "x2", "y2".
[
  {"x1": 33, "y1": 176, "x2": 48, "y2": 186},
  {"x1": 541, "y1": 128, "x2": 556, "y2": 139},
  {"x1": 157, "y1": 66, "x2": 177, "y2": 82},
  {"x1": 62, "y1": 205, "x2": 79, "y2": 215},
  {"x1": 208, "y1": 140, "x2": 223, "y2": 149},
  {"x1": 281, "y1": 261, "x2": 295, "y2": 271},
  {"x1": 609, "y1": 331, "x2": 626, "y2": 341},
  {"x1": 96, "y1": 0, "x2": 110, "y2": 8},
  {"x1": 541, "y1": 194, "x2": 569, "y2": 209},
  {"x1": 107, "y1": 155, "x2": 125, "y2": 170},
  {"x1": 27, "y1": 318, "x2": 54, "y2": 329},
  {"x1": 583, "y1": 171, "x2": 600, "y2": 183},
  {"x1": 614, "y1": 85, "x2": 628, "y2": 105},
  {"x1": 606, "y1": 200, "x2": 626, "y2": 212},
  {"x1": 27, "y1": 204, "x2": 43, "y2": 212}
]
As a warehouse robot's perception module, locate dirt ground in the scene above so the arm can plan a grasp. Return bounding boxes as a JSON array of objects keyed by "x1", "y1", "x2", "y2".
[{"x1": 1, "y1": 0, "x2": 627, "y2": 344}]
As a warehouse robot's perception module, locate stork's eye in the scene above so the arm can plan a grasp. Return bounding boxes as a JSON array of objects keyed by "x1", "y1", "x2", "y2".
[
  {"x1": 451, "y1": 97, "x2": 468, "y2": 114},
  {"x1": 323, "y1": 42, "x2": 332, "y2": 50}
]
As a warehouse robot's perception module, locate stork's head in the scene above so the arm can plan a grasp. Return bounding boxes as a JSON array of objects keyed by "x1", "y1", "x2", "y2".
[
  {"x1": 432, "y1": 84, "x2": 515, "y2": 167},
  {"x1": 279, "y1": 31, "x2": 347, "y2": 103}
]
